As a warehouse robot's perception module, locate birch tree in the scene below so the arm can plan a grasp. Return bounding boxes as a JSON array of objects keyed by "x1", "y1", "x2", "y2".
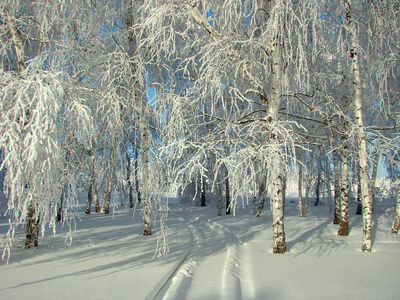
[
  {"x1": 0, "y1": 0, "x2": 95, "y2": 252},
  {"x1": 344, "y1": 0, "x2": 373, "y2": 252}
]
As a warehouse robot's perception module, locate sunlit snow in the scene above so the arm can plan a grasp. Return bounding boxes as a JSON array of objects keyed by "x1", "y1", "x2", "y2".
[{"x1": 1, "y1": 192, "x2": 399, "y2": 299}]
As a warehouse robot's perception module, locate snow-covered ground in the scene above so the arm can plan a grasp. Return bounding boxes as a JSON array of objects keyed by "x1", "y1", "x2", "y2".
[{"x1": 1, "y1": 195, "x2": 400, "y2": 299}]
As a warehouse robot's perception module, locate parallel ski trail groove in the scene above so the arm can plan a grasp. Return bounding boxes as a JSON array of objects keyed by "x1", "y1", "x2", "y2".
[
  {"x1": 151, "y1": 222, "x2": 192, "y2": 300},
  {"x1": 153, "y1": 206, "x2": 204, "y2": 300}
]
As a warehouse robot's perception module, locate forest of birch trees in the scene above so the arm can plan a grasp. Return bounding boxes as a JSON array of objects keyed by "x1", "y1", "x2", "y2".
[{"x1": 0, "y1": 0, "x2": 400, "y2": 258}]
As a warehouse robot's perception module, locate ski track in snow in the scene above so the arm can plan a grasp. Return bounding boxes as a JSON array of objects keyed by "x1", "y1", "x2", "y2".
[{"x1": 154, "y1": 205, "x2": 244, "y2": 300}]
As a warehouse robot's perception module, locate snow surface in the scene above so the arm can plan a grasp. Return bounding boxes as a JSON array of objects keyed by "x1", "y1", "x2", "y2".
[{"x1": 1, "y1": 194, "x2": 400, "y2": 300}]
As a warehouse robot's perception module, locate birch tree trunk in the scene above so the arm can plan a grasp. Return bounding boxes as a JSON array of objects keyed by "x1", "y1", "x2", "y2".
[
  {"x1": 298, "y1": 148, "x2": 304, "y2": 217},
  {"x1": 339, "y1": 80, "x2": 350, "y2": 236},
  {"x1": 127, "y1": 4, "x2": 151, "y2": 235},
  {"x1": 86, "y1": 145, "x2": 100, "y2": 214},
  {"x1": 136, "y1": 93, "x2": 151, "y2": 235},
  {"x1": 86, "y1": 149, "x2": 94, "y2": 214},
  {"x1": 101, "y1": 144, "x2": 117, "y2": 215},
  {"x1": 344, "y1": 0, "x2": 373, "y2": 252},
  {"x1": 201, "y1": 176, "x2": 206, "y2": 207},
  {"x1": 224, "y1": 162, "x2": 231, "y2": 215},
  {"x1": 86, "y1": 169, "x2": 93, "y2": 215},
  {"x1": 302, "y1": 146, "x2": 315, "y2": 217},
  {"x1": 269, "y1": 17, "x2": 286, "y2": 253},
  {"x1": 25, "y1": 203, "x2": 39, "y2": 249},
  {"x1": 325, "y1": 152, "x2": 333, "y2": 213},
  {"x1": 57, "y1": 150, "x2": 70, "y2": 221},
  {"x1": 338, "y1": 140, "x2": 350, "y2": 235},
  {"x1": 333, "y1": 148, "x2": 341, "y2": 224},
  {"x1": 253, "y1": 193, "x2": 257, "y2": 215},
  {"x1": 370, "y1": 115, "x2": 384, "y2": 211},
  {"x1": 272, "y1": 161, "x2": 286, "y2": 254},
  {"x1": 256, "y1": 180, "x2": 267, "y2": 217},
  {"x1": 356, "y1": 169, "x2": 362, "y2": 215},
  {"x1": 212, "y1": 153, "x2": 222, "y2": 216},
  {"x1": 93, "y1": 167, "x2": 100, "y2": 213},
  {"x1": 126, "y1": 150, "x2": 134, "y2": 208},
  {"x1": 134, "y1": 146, "x2": 141, "y2": 204},
  {"x1": 282, "y1": 167, "x2": 287, "y2": 212},
  {"x1": 391, "y1": 189, "x2": 400, "y2": 234},
  {"x1": 57, "y1": 188, "x2": 65, "y2": 221},
  {"x1": 370, "y1": 150, "x2": 380, "y2": 210},
  {"x1": 314, "y1": 162, "x2": 321, "y2": 206}
]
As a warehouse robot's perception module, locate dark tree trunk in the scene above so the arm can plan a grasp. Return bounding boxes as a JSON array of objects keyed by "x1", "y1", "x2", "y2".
[
  {"x1": 302, "y1": 145, "x2": 315, "y2": 217},
  {"x1": 93, "y1": 176, "x2": 100, "y2": 212},
  {"x1": 86, "y1": 146, "x2": 99, "y2": 213},
  {"x1": 333, "y1": 148, "x2": 341, "y2": 224},
  {"x1": 57, "y1": 188, "x2": 65, "y2": 221},
  {"x1": 126, "y1": 151, "x2": 134, "y2": 208},
  {"x1": 356, "y1": 170, "x2": 362, "y2": 215},
  {"x1": 25, "y1": 203, "x2": 39, "y2": 249},
  {"x1": 314, "y1": 166, "x2": 321, "y2": 206},
  {"x1": 324, "y1": 149, "x2": 333, "y2": 213},
  {"x1": 134, "y1": 147, "x2": 141, "y2": 204},
  {"x1": 282, "y1": 169, "x2": 287, "y2": 213},
  {"x1": 225, "y1": 163, "x2": 230, "y2": 214},
  {"x1": 253, "y1": 194, "x2": 257, "y2": 215},
  {"x1": 85, "y1": 179, "x2": 92, "y2": 215},
  {"x1": 58, "y1": 150, "x2": 70, "y2": 220},
  {"x1": 298, "y1": 148, "x2": 303, "y2": 217},
  {"x1": 102, "y1": 142, "x2": 118, "y2": 214},
  {"x1": 201, "y1": 177, "x2": 206, "y2": 206},
  {"x1": 256, "y1": 181, "x2": 267, "y2": 217},
  {"x1": 102, "y1": 169, "x2": 113, "y2": 214}
]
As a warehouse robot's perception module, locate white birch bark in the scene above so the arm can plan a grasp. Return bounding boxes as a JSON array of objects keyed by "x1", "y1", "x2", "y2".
[
  {"x1": 136, "y1": 90, "x2": 151, "y2": 235},
  {"x1": 269, "y1": 12, "x2": 285, "y2": 253},
  {"x1": 338, "y1": 140, "x2": 350, "y2": 235},
  {"x1": 344, "y1": 0, "x2": 373, "y2": 252},
  {"x1": 339, "y1": 80, "x2": 350, "y2": 236}
]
